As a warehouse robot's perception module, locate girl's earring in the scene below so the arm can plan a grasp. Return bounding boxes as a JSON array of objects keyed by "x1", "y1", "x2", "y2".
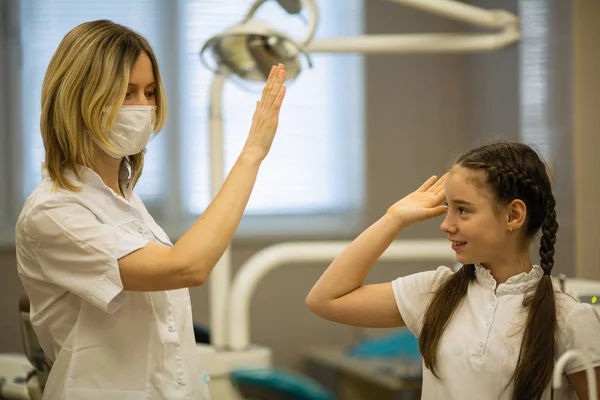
[{"x1": 509, "y1": 228, "x2": 513, "y2": 234}]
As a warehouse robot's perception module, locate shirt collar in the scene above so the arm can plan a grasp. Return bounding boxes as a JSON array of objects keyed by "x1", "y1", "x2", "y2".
[
  {"x1": 474, "y1": 263, "x2": 544, "y2": 295},
  {"x1": 41, "y1": 163, "x2": 134, "y2": 200}
]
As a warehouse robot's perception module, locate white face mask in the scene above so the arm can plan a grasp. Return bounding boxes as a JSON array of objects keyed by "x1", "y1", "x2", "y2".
[{"x1": 95, "y1": 105, "x2": 157, "y2": 158}]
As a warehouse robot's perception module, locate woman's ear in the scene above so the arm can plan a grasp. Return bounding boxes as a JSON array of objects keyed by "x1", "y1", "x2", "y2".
[{"x1": 506, "y1": 199, "x2": 527, "y2": 232}]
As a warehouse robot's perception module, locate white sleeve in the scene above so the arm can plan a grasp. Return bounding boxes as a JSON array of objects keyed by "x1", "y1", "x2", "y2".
[
  {"x1": 559, "y1": 302, "x2": 600, "y2": 375},
  {"x1": 22, "y1": 198, "x2": 149, "y2": 314},
  {"x1": 391, "y1": 266, "x2": 454, "y2": 338}
]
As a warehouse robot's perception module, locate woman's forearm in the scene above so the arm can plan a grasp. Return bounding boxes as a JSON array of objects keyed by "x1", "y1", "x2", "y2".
[{"x1": 172, "y1": 150, "x2": 262, "y2": 279}]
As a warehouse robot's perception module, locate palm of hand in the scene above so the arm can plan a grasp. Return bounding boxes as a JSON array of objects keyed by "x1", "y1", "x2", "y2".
[{"x1": 387, "y1": 174, "x2": 448, "y2": 225}]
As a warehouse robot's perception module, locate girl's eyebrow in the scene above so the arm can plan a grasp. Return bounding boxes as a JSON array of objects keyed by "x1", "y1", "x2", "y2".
[{"x1": 448, "y1": 199, "x2": 474, "y2": 206}]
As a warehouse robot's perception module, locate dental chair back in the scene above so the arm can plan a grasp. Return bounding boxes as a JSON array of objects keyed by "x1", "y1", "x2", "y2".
[{"x1": 18, "y1": 296, "x2": 51, "y2": 400}]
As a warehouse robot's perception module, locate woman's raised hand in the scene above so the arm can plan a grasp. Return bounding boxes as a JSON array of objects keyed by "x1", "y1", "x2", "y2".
[{"x1": 242, "y1": 64, "x2": 287, "y2": 162}]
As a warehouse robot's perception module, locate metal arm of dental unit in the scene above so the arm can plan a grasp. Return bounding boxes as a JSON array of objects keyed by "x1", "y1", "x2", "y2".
[
  {"x1": 553, "y1": 349, "x2": 598, "y2": 400},
  {"x1": 226, "y1": 239, "x2": 456, "y2": 351},
  {"x1": 309, "y1": 0, "x2": 521, "y2": 54}
]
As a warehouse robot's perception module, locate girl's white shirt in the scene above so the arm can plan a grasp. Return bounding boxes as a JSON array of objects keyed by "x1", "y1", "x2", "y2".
[{"x1": 393, "y1": 264, "x2": 600, "y2": 400}]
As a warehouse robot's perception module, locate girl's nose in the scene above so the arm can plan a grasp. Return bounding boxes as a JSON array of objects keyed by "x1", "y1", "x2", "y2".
[{"x1": 440, "y1": 214, "x2": 455, "y2": 233}]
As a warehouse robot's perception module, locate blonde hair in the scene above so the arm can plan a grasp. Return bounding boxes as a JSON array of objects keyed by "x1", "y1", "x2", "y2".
[{"x1": 41, "y1": 19, "x2": 167, "y2": 191}]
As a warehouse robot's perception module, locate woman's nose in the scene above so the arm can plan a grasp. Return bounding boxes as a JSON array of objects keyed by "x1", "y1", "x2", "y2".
[{"x1": 136, "y1": 94, "x2": 151, "y2": 106}]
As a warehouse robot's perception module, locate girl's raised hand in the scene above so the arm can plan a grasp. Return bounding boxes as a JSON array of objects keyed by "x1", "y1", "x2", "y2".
[{"x1": 386, "y1": 174, "x2": 448, "y2": 226}]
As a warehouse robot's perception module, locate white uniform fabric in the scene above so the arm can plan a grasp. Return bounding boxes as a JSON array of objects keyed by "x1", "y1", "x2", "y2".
[
  {"x1": 15, "y1": 166, "x2": 210, "y2": 400},
  {"x1": 392, "y1": 264, "x2": 600, "y2": 400}
]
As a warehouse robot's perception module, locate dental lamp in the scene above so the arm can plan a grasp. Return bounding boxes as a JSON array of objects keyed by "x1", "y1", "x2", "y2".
[
  {"x1": 199, "y1": 0, "x2": 522, "y2": 351},
  {"x1": 200, "y1": 0, "x2": 318, "y2": 82}
]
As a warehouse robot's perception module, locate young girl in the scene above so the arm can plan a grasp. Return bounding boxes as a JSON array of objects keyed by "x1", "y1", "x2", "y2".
[
  {"x1": 15, "y1": 20, "x2": 286, "y2": 399},
  {"x1": 306, "y1": 141, "x2": 600, "y2": 399}
]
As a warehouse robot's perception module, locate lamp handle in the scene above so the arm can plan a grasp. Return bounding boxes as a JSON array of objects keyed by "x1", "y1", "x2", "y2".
[{"x1": 243, "y1": 0, "x2": 319, "y2": 46}]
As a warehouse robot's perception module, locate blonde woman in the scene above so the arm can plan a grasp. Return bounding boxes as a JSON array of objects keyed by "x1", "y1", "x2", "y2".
[{"x1": 15, "y1": 20, "x2": 286, "y2": 399}]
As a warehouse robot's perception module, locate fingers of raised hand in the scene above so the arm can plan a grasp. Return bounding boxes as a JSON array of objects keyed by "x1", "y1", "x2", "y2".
[
  {"x1": 432, "y1": 177, "x2": 447, "y2": 197},
  {"x1": 429, "y1": 173, "x2": 448, "y2": 193},
  {"x1": 420, "y1": 190, "x2": 446, "y2": 208},
  {"x1": 429, "y1": 205, "x2": 449, "y2": 218},
  {"x1": 261, "y1": 65, "x2": 277, "y2": 98},
  {"x1": 417, "y1": 173, "x2": 447, "y2": 193},
  {"x1": 261, "y1": 64, "x2": 285, "y2": 107},
  {"x1": 417, "y1": 176, "x2": 438, "y2": 192},
  {"x1": 273, "y1": 85, "x2": 286, "y2": 111},
  {"x1": 434, "y1": 189, "x2": 447, "y2": 205}
]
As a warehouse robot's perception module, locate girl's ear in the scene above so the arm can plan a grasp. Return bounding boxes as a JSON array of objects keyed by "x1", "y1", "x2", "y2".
[{"x1": 506, "y1": 199, "x2": 527, "y2": 232}]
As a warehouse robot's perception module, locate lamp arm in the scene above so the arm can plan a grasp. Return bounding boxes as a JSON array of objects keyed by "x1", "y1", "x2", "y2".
[
  {"x1": 388, "y1": 0, "x2": 518, "y2": 29},
  {"x1": 242, "y1": 0, "x2": 319, "y2": 47},
  {"x1": 307, "y1": 25, "x2": 521, "y2": 54}
]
